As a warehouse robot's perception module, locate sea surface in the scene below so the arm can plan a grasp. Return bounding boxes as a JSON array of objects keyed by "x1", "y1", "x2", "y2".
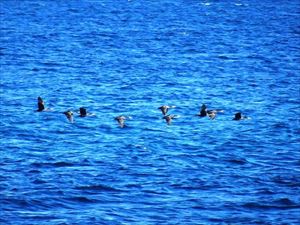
[{"x1": 0, "y1": 0, "x2": 300, "y2": 224}]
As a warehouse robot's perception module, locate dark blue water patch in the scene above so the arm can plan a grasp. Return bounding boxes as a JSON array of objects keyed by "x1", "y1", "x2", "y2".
[
  {"x1": 30, "y1": 162, "x2": 75, "y2": 168},
  {"x1": 1, "y1": 198, "x2": 54, "y2": 211},
  {"x1": 32, "y1": 179, "x2": 47, "y2": 185},
  {"x1": 27, "y1": 169, "x2": 42, "y2": 174},
  {"x1": 272, "y1": 175, "x2": 300, "y2": 188},
  {"x1": 224, "y1": 157, "x2": 248, "y2": 165},
  {"x1": 242, "y1": 198, "x2": 299, "y2": 210},
  {"x1": 65, "y1": 196, "x2": 98, "y2": 204},
  {"x1": 76, "y1": 184, "x2": 120, "y2": 192}
]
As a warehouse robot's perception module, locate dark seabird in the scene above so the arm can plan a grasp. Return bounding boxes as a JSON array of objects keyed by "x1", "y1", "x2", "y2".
[
  {"x1": 79, "y1": 107, "x2": 87, "y2": 117},
  {"x1": 115, "y1": 115, "x2": 127, "y2": 128},
  {"x1": 78, "y1": 107, "x2": 95, "y2": 117},
  {"x1": 198, "y1": 104, "x2": 207, "y2": 117},
  {"x1": 163, "y1": 114, "x2": 178, "y2": 125},
  {"x1": 63, "y1": 110, "x2": 74, "y2": 123},
  {"x1": 37, "y1": 97, "x2": 45, "y2": 112},
  {"x1": 158, "y1": 105, "x2": 176, "y2": 115},
  {"x1": 233, "y1": 112, "x2": 247, "y2": 121},
  {"x1": 198, "y1": 104, "x2": 223, "y2": 120}
]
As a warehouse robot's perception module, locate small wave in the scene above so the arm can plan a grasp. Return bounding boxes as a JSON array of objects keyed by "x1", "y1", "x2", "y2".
[
  {"x1": 66, "y1": 196, "x2": 97, "y2": 203},
  {"x1": 32, "y1": 179, "x2": 47, "y2": 184},
  {"x1": 142, "y1": 188, "x2": 169, "y2": 195},
  {"x1": 256, "y1": 188, "x2": 275, "y2": 195},
  {"x1": 0, "y1": 198, "x2": 25, "y2": 208},
  {"x1": 1, "y1": 198, "x2": 51, "y2": 210},
  {"x1": 53, "y1": 162, "x2": 74, "y2": 167},
  {"x1": 76, "y1": 184, "x2": 120, "y2": 192},
  {"x1": 201, "y1": 2, "x2": 211, "y2": 6},
  {"x1": 274, "y1": 198, "x2": 297, "y2": 206},
  {"x1": 31, "y1": 162, "x2": 74, "y2": 168},
  {"x1": 272, "y1": 175, "x2": 300, "y2": 187},
  {"x1": 68, "y1": 8, "x2": 80, "y2": 14},
  {"x1": 39, "y1": 61, "x2": 64, "y2": 67},
  {"x1": 125, "y1": 183, "x2": 142, "y2": 189},
  {"x1": 226, "y1": 158, "x2": 248, "y2": 165},
  {"x1": 170, "y1": 183, "x2": 214, "y2": 191},
  {"x1": 243, "y1": 198, "x2": 299, "y2": 210},
  {"x1": 28, "y1": 169, "x2": 41, "y2": 173},
  {"x1": 217, "y1": 55, "x2": 238, "y2": 60},
  {"x1": 272, "y1": 122, "x2": 289, "y2": 129}
]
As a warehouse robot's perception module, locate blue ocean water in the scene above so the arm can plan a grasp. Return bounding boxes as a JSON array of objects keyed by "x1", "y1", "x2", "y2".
[{"x1": 1, "y1": 0, "x2": 300, "y2": 224}]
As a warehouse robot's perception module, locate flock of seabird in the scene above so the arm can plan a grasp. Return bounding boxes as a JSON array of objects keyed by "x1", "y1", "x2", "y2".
[{"x1": 36, "y1": 97, "x2": 248, "y2": 128}]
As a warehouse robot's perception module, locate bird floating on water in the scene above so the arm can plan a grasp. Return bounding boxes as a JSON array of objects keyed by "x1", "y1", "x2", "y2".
[
  {"x1": 79, "y1": 107, "x2": 87, "y2": 117},
  {"x1": 233, "y1": 112, "x2": 248, "y2": 121},
  {"x1": 37, "y1": 97, "x2": 45, "y2": 112},
  {"x1": 163, "y1": 114, "x2": 179, "y2": 125},
  {"x1": 115, "y1": 115, "x2": 129, "y2": 128},
  {"x1": 198, "y1": 104, "x2": 224, "y2": 120},
  {"x1": 63, "y1": 110, "x2": 74, "y2": 123},
  {"x1": 76, "y1": 107, "x2": 95, "y2": 117},
  {"x1": 158, "y1": 105, "x2": 176, "y2": 115}
]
